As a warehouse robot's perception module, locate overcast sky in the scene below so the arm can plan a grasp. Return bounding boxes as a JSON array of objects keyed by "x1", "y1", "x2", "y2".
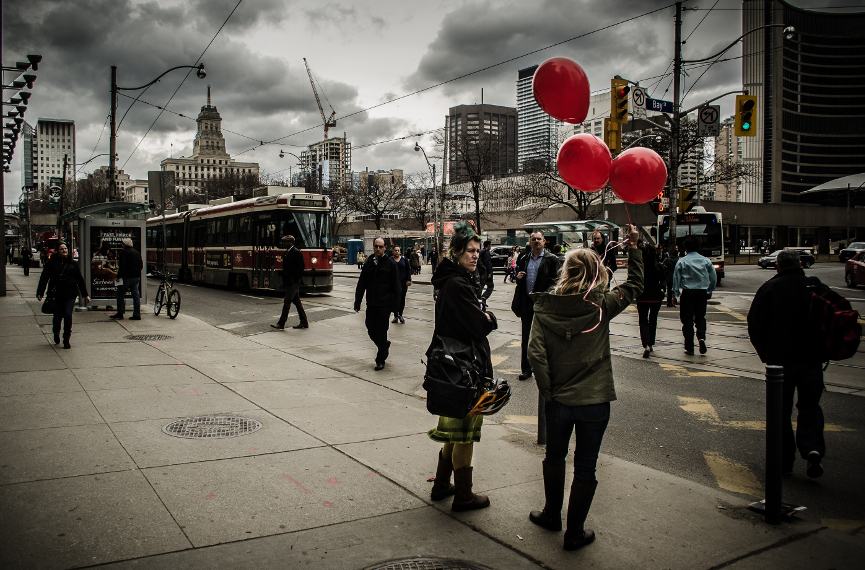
[{"x1": 3, "y1": 0, "x2": 858, "y2": 204}]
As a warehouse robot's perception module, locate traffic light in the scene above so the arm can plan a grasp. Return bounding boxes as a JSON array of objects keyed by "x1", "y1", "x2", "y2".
[
  {"x1": 734, "y1": 95, "x2": 757, "y2": 137},
  {"x1": 603, "y1": 117, "x2": 620, "y2": 153},
  {"x1": 611, "y1": 78, "x2": 630, "y2": 124},
  {"x1": 678, "y1": 188, "x2": 696, "y2": 212}
]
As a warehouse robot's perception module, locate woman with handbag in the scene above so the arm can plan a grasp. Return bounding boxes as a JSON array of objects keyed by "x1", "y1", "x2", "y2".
[
  {"x1": 527, "y1": 224, "x2": 643, "y2": 551},
  {"x1": 37, "y1": 243, "x2": 90, "y2": 349},
  {"x1": 427, "y1": 222, "x2": 498, "y2": 512}
]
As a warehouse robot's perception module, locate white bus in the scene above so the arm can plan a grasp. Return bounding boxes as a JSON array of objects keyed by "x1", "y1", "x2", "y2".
[{"x1": 657, "y1": 207, "x2": 725, "y2": 285}]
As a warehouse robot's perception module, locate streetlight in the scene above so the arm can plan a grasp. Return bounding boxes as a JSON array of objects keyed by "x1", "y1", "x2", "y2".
[
  {"x1": 279, "y1": 150, "x2": 304, "y2": 186},
  {"x1": 109, "y1": 63, "x2": 206, "y2": 200},
  {"x1": 414, "y1": 142, "x2": 441, "y2": 256}
]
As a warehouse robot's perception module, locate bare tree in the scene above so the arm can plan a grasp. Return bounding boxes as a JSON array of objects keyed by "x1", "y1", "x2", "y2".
[
  {"x1": 448, "y1": 129, "x2": 498, "y2": 233},
  {"x1": 401, "y1": 172, "x2": 436, "y2": 230},
  {"x1": 201, "y1": 171, "x2": 261, "y2": 202},
  {"x1": 346, "y1": 174, "x2": 405, "y2": 230},
  {"x1": 325, "y1": 182, "x2": 352, "y2": 239}
]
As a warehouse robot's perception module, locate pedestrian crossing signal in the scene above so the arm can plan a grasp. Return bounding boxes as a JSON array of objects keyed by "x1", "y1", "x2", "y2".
[{"x1": 734, "y1": 95, "x2": 757, "y2": 137}]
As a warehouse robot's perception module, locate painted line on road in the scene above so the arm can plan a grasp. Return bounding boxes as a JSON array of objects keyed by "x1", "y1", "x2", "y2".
[
  {"x1": 240, "y1": 294, "x2": 266, "y2": 300},
  {"x1": 677, "y1": 396, "x2": 854, "y2": 432},
  {"x1": 703, "y1": 451, "x2": 762, "y2": 497},
  {"x1": 219, "y1": 321, "x2": 258, "y2": 330}
]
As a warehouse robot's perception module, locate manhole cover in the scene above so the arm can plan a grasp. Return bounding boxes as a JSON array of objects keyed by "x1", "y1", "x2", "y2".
[
  {"x1": 126, "y1": 334, "x2": 173, "y2": 341},
  {"x1": 363, "y1": 559, "x2": 491, "y2": 570},
  {"x1": 162, "y1": 415, "x2": 262, "y2": 439}
]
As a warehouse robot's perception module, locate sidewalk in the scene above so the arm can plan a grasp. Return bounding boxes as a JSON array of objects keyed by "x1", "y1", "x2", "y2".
[{"x1": 1, "y1": 265, "x2": 862, "y2": 569}]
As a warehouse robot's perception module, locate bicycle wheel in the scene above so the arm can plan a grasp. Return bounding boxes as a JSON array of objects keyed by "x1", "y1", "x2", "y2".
[
  {"x1": 166, "y1": 288, "x2": 181, "y2": 319},
  {"x1": 153, "y1": 285, "x2": 165, "y2": 316}
]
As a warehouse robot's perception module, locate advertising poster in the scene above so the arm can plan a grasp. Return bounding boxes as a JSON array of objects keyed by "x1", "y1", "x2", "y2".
[{"x1": 89, "y1": 225, "x2": 143, "y2": 300}]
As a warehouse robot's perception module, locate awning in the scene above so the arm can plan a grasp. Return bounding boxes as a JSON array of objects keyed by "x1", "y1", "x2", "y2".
[{"x1": 801, "y1": 173, "x2": 865, "y2": 195}]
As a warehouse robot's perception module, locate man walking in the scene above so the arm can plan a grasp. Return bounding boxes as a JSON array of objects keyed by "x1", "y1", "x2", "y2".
[
  {"x1": 672, "y1": 236, "x2": 716, "y2": 355},
  {"x1": 272, "y1": 235, "x2": 309, "y2": 330},
  {"x1": 479, "y1": 240, "x2": 495, "y2": 303},
  {"x1": 110, "y1": 238, "x2": 142, "y2": 320},
  {"x1": 591, "y1": 230, "x2": 617, "y2": 278},
  {"x1": 391, "y1": 245, "x2": 411, "y2": 324},
  {"x1": 512, "y1": 231, "x2": 560, "y2": 380},
  {"x1": 747, "y1": 250, "x2": 825, "y2": 478},
  {"x1": 355, "y1": 237, "x2": 401, "y2": 370}
]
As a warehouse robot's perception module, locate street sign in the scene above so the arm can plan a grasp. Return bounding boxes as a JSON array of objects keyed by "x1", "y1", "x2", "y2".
[
  {"x1": 646, "y1": 97, "x2": 674, "y2": 114},
  {"x1": 631, "y1": 87, "x2": 647, "y2": 119},
  {"x1": 49, "y1": 177, "x2": 63, "y2": 187},
  {"x1": 697, "y1": 104, "x2": 721, "y2": 137}
]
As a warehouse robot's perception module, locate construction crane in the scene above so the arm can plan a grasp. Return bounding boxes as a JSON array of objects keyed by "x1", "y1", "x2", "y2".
[{"x1": 303, "y1": 58, "x2": 337, "y2": 141}]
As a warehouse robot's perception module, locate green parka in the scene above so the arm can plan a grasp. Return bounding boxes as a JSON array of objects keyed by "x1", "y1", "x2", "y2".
[{"x1": 528, "y1": 248, "x2": 644, "y2": 406}]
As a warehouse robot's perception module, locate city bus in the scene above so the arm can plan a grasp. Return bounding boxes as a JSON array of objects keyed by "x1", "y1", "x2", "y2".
[
  {"x1": 657, "y1": 207, "x2": 725, "y2": 285},
  {"x1": 146, "y1": 192, "x2": 333, "y2": 294}
]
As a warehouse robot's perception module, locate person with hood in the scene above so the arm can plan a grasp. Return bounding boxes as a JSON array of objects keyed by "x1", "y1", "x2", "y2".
[
  {"x1": 527, "y1": 224, "x2": 643, "y2": 551},
  {"x1": 354, "y1": 237, "x2": 401, "y2": 370},
  {"x1": 427, "y1": 222, "x2": 498, "y2": 512},
  {"x1": 37, "y1": 242, "x2": 90, "y2": 349}
]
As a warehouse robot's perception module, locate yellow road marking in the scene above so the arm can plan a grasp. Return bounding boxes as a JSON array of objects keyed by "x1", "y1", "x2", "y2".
[
  {"x1": 678, "y1": 397, "x2": 855, "y2": 432},
  {"x1": 703, "y1": 451, "x2": 762, "y2": 496},
  {"x1": 821, "y1": 519, "x2": 865, "y2": 534},
  {"x1": 508, "y1": 340, "x2": 522, "y2": 348},
  {"x1": 502, "y1": 415, "x2": 538, "y2": 425},
  {"x1": 490, "y1": 354, "x2": 508, "y2": 367},
  {"x1": 661, "y1": 363, "x2": 733, "y2": 378},
  {"x1": 714, "y1": 304, "x2": 747, "y2": 322}
]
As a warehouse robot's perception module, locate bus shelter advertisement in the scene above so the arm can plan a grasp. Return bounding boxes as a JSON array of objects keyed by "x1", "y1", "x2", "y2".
[{"x1": 89, "y1": 226, "x2": 143, "y2": 300}]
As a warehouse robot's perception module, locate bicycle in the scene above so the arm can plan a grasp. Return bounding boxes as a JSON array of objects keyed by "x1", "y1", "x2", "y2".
[{"x1": 152, "y1": 271, "x2": 181, "y2": 319}]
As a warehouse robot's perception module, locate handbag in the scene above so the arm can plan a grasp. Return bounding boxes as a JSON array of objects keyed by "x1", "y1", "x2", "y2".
[
  {"x1": 41, "y1": 290, "x2": 56, "y2": 314},
  {"x1": 423, "y1": 334, "x2": 485, "y2": 418}
]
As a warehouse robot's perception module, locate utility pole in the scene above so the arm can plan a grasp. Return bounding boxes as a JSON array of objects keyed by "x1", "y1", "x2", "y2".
[
  {"x1": 109, "y1": 65, "x2": 117, "y2": 202},
  {"x1": 669, "y1": 1, "x2": 683, "y2": 253},
  {"x1": 59, "y1": 153, "x2": 68, "y2": 239}
]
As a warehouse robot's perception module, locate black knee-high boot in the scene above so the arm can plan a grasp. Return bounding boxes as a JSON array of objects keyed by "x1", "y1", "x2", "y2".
[
  {"x1": 529, "y1": 459, "x2": 566, "y2": 531},
  {"x1": 564, "y1": 479, "x2": 598, "y2": 551}
]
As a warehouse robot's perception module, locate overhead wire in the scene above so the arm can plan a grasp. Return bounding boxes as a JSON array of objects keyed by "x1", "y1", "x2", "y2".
[
  {"x1": 120, "y1": 0, "x2": 244, "y2": 170},
  {"x1": 75, "y1": 114, "x2": 110, "y2": 176}
]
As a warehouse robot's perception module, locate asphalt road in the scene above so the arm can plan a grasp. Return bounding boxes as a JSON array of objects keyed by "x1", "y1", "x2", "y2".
[{"x1": 147, "y1": 265, "x2": 865, "y2": 528}]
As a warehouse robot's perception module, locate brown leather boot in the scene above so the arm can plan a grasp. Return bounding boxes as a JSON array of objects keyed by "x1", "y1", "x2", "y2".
[
  {"x1": 452, "y1": 466, "x2": 490, "y2": 512},
  {"x1": 430, "y1": 450, "x2": 456, "y2": 501}
]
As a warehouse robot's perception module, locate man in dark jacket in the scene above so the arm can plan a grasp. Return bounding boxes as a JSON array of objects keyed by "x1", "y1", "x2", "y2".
[
  {"x1": 591, "y1": 230, "x2": 618, "y2": 277},
  {"x1": 512, "y1": 231, "x2": 561, "y2": 380},
  {"x1": 748, "y1": 250, "x2": 826, "y2": 478},
  {"x1": 478, "y1": 240, "x2": 495, "y2": 303},
  {"x1": 355, "y1": 237, "x2": 401, "y2": 370},
  {"x1": 272, "y1": 235, "x2": 309, "y2": 330},
  {"x1": 391, "y1": 246, "x2": 412, "y2": 324},
  {"x1": 110, "y1": 238, "x2": 143, "y2": 320}
]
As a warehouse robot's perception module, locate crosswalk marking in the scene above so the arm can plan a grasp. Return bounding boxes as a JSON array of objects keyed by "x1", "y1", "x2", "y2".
[
  {"x1": 678, "y1": 396, "x2": 854, "y2": 432},
  {"x1": 703, "y1": 451, "x2": 762, "y2": 496}
]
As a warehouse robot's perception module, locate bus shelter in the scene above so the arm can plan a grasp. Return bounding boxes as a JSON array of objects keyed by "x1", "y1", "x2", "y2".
[{"x1": 61, "y1": 202, "x2": 149, "y2": 309}]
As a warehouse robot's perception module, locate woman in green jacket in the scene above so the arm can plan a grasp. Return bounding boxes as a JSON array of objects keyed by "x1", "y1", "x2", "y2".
[{"x1": 527, "y1": 224, "x2": 643, "y2": 551}]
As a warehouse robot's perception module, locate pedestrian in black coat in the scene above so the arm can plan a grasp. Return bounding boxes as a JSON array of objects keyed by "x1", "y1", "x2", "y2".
[
  {"x1": 636, "y1": 242, "x2": 665, "y2": 358},
  {"x1": 37, "y1": 243, "x2": 90, "y2": 349},
  {"x1": 392, "y1": 246, "x2": 412, "y2": 324},
  {"x1": 272, "y1": 235, "x2": 309, "y2": 330},
  {"x1": 511, "y1": 231, "x2": 561, "y2": 380},
  {"x1": 110, "y1": 238, "x2": 143, "y2": 320},
  {"x1": 354, "y1": 237, "x2": 401, "y2": 370},
  {"x1": 478, "y1": 240, "x2": 495, "y2": 303},
  {"x1": 748, "y1": 250, "x2": 826, "y2": 478},
  {"x1": 591, "y1": 231, "x2": 618, "y2": 277}
]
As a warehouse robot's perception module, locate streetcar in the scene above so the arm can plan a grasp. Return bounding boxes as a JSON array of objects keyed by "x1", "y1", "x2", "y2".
[
  {"x1": 146, "y1": 192, "x2": 333, "y2": 294},
  {"x1": 657, "y1": 207, "x2": 725, "y2": 285}
]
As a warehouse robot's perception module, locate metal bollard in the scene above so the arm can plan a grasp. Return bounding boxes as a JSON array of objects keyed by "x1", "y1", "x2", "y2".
[
  {"x1": 764, "y1": 365, "x2": 784, "y2": 524},
  {"x1": 537, "y1": 393, "x2": 547, "y2": 445}
]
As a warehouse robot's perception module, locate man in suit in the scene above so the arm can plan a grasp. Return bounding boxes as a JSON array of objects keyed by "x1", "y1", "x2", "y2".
[
  {"x1": 355, "y1": 237, "x2": 402, "y2": 370},
  {"x1": 512, "y1": 231, "x2": 561, "y2": 380},
  {"x1": 271, "y1": 235, "x2": 309, "y2": 330}
]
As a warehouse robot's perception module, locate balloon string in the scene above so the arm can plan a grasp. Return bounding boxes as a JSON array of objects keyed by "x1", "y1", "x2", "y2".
[{"x1": 624, "y1": 203, "x2": 634, "y2": 227}]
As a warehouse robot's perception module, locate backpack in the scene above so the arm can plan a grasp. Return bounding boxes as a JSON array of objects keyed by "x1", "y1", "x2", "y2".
[{"x1": 806, "y1": 277, "x2": 861, "y2": 362}]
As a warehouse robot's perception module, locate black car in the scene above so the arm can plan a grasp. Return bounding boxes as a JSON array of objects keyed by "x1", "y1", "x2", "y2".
[
  {"x1": 757, "y1": 248, "x2": 815, "y2": 269},
  {"x1": 839, "y1": 242, "x2": 865, "y2": 263},
  {"x1": 488, "y1": 246, "x2": 514, "y2": 273}
]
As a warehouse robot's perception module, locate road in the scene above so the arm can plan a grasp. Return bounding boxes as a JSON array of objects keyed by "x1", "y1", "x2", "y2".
[{"x1": 146, "y1": 263, "x2": 865, "y2": 531}]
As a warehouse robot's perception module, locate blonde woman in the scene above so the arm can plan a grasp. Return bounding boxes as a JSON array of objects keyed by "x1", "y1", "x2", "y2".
[{"x1": 527, "y1": 224, "x2": 643, "y2": 551}]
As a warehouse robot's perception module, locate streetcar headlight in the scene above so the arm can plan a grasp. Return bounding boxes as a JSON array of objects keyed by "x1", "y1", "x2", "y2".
[{"x1": 311, "y1": 257, "x2": 318, "y2": 265}]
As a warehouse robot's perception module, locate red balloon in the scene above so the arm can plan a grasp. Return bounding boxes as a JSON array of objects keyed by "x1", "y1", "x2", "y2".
[
  {"x1": 556, "y1": 134, "x2": 612, "y2": 192},
  {"x1": 532, "y1": 57, "x2": 590, "y2": 124},
  {"x1": 609, "y1": 147, "x2": 668, "y2": 204}
]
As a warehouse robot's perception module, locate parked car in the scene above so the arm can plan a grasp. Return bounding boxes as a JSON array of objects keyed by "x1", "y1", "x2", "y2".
[
  {"x1": 839, "y1": 242, "x2": 865, "y2": 263},
  {"x1": 757, "y1": 248, "x2": 815, "y2": 269},
  {"x1": 489, "y1": 245, "x2": 514, "y2": 273},
  {"x1": 845, "y1": 251, "x2": 865, "y2": 288}
]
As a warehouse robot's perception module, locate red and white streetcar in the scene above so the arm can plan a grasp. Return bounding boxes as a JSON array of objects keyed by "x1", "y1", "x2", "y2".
[{"x1": 146, "y1": 191, "x2": 333, "y2": 294}]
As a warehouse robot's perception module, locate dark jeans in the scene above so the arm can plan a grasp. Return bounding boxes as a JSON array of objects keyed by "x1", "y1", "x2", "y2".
[
  {"x1": 520, "y1": 306, "x2": 534, "y2": 375},
  {"x1": 365, "y1": 306, "x2": 391, "y2": 364},
  {"x1": 782, "y1": 363, "x2": 825, "y2": 467},
  {"x1": 277, "y1": 281, "x2": 308, "y2": 326},
  {"x1": 637, "y1": 301, "x2": 662, "y2": 348},
  {"x1": 53, "y1": 297, "x2": 76, "y2": 340},
  {"x1": 545, "y1": 400, "x2": 611, "y2": 481},
  {"x1": 679, "y1": 289, "x2": 708, "y2": 349},
  {"x1": 395, "y1": 284, "x2": 408, "y2": 318},
  {"x1": 117, "y1": 277, "x2": 141, "y2": 317}
]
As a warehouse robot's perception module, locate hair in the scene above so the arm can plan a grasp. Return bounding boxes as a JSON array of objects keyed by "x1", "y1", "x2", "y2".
[
  {"x1": 554, "y1": 247, "x2": 608, "y2": 295},
  {"x1": 776, "y1": 250, "x2": 801, "y2": 272},
  {"x1": 283, "y1": 235, "x2": 295, "y2": 244},
  {"x1": 683, "y1": 236, "x2": 700, "y2": 253},
  {"x1": 448, "y1": 222, "x2": 480, "y2": 260},
  {"x1": 483, "y1": 240, "x2": 491, "y2": 248}
]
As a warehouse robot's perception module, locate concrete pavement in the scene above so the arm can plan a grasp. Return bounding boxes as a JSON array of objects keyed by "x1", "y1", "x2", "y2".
[{"x1": 2, "y1": 265, "x2": 863, "y2": 569}]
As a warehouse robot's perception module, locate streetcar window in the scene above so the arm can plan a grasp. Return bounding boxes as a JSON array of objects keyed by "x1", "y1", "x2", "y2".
[
  {"x1": 237, "y1": 216, "x2": 251, "y2": 244},
  {"x1": 292, "y1": 212, "x2": 331, "y2": 249}
]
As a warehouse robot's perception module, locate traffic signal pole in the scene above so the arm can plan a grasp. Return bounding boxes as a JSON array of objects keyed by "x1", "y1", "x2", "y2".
[{"x1": 668, "y1": 1, "x2": 683, "y2": 253}]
